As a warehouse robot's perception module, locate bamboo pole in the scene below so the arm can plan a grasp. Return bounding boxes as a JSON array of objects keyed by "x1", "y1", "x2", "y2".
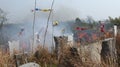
[{"x1": 32, "y1": 0, "x2": 36, "y2": 53}]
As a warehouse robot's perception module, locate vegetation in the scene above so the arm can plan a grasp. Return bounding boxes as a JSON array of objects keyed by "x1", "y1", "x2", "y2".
[
  {"x1": 0, "y1": 37, "x2": 119, "y2": 67},
  {"x1": 0, "y1": 8, "x2": 7, "y2": 28},
  {"x1": 116, "y1": 34, "x2": 120, "y2": 65},
  {"x1": 0, "y1": 50, "x2": 15, "y2": 67},
  {"x1": 0, "y1": 8, "x2": 8, "y2": 45},
  {"x1": 109, "y1": 16, "x2": 120, "y2": 26},
  {"x1": 71, "y1": 17, "x2": 98, "y2": 33}
]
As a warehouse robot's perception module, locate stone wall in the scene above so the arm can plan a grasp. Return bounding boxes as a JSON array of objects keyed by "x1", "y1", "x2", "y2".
[
  {"x1": 79, "y1": 41, "x2": 102, "y2": 64},
  {"x1": 101, "y1": 38, "x2": 117, "y2": 62},
  {"x1": 54, "y1": 36, "x2": 117, "y2": 65},
  {"x1": 78, "y1": 38, "x2": 117, "y2": 64}
]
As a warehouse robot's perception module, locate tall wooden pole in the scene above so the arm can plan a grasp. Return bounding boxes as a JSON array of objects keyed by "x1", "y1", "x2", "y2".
[
  {"x1": 32, "y1": 0, "x2": 36, "y2": 53},
  {"x1": 43, "y1": 0, "x2": 55, "y2": 48}
]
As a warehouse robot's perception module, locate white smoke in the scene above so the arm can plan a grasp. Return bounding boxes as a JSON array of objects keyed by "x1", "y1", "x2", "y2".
[{"x1": 52, "y1": 6, "x2": 80, "y2": 22}]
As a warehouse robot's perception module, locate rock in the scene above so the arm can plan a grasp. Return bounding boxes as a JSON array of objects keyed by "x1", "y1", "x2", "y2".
[{"x1": 19, "y1": 62, "x2": 40, "y2": 67}]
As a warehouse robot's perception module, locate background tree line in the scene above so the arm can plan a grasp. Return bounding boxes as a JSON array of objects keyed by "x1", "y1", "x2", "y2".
[{"x1": 109, "y1": 16, "x2": 120, "y2": 26}]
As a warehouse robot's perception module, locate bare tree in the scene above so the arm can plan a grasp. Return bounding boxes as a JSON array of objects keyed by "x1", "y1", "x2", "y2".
[
  {"x1": 0, "y1": 8, "x2": 7, "y2": 45},
  {"x1": 87, "y1": 16, "x2": 94, "y2": 29},
  {"x1": 0, "y1": 8, "x2": 7, "y2": 28}
]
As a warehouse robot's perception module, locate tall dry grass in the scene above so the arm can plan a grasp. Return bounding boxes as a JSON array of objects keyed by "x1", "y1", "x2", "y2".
[
  {"x1": 0, "y1": 36, "x2": 119, "y2": 67},
  {"x1": 116, "y1": 34, "x2": 120, "y2": 65},
  {"x1": 0, "y1": 50, "x2": 15, "y2": 67},
  {"x1": 0, "y1": 46, "x2": 119, "y2": 67}
]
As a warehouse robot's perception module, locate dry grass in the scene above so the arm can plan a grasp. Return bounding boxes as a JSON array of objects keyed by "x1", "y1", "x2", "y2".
[
  {"x1": 0, "y1": 50, "x2": 15, "y2": 67},
  {"x1": 28, "y1": 46, "x2": 58, "y2": 67},
  {"x1": 116, "y1": 34, "x2": 120, "y2": 65},
  {"x1": 0, "y1": 37, "x2": 119, "y2": 67},
  {"x1": 0, "y1": 46, "x2": 118, "y2": 67}
]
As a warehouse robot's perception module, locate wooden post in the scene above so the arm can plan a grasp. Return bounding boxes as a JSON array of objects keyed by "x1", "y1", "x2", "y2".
[{"x1": 113, "y1": 25, "x2": 118, "y2": 66}]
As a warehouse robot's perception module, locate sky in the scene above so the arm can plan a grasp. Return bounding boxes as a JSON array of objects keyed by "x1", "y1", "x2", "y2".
[{"x1": 0, "y1": 0, "x2": 120, "y2": 23}]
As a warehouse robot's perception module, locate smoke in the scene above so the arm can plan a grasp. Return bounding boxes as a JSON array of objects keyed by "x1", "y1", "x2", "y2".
[
  {"x1": 52, "y1": 6, "x2": 80, "y2": 22},
  {"x1": 1, "y1": 5, "x2": 80, "y2": 49},
  {"x1": 16, "y1": 6, "x2": 80, "y2": 37},
  {"x1": 21, "y1": 6, "x2": 80, "y2": 23}
]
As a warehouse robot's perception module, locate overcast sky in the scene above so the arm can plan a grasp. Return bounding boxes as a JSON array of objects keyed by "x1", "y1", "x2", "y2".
[{"x1": 0, "y1": 0, "x2": 120, "y2": 23}]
